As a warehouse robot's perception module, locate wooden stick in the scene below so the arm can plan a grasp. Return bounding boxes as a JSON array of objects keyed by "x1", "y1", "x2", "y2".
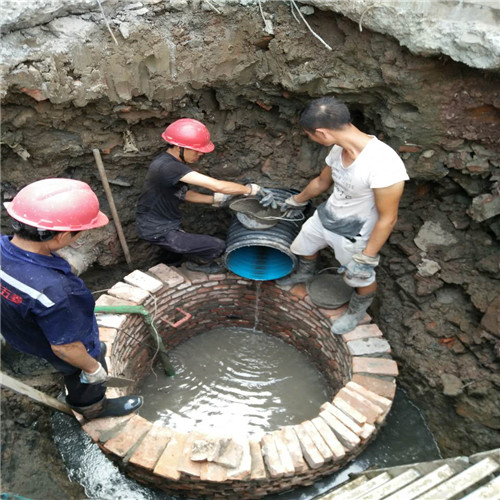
[
  {"x1": 92, "y1": 148, "x2": 133, "y2": 268},
  {"x1": 0, "y1": 372, "x2": 74, "y2": 415}
]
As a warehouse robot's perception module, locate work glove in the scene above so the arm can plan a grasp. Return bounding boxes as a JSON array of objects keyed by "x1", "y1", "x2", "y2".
[
  {"x1": 245, "y1": 184, "x2": 278, "y2": 209},
  {"x1": 212, "y1": 192, "x2": 233, "y2": 207},
  {"x1": 280, "y1": 195, "x2": 308, "y2": 218},
  {"x1": 80, "y1": 361, "x2": 108, "y2": 385},
  {"x1": 338, "y1": 252, "x2": 380, "y2": 282}
]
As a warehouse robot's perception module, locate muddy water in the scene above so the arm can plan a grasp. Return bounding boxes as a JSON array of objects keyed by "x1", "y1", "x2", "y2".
[{"x1": 138, "y1": 327, "x2": 332, "y2": 437}]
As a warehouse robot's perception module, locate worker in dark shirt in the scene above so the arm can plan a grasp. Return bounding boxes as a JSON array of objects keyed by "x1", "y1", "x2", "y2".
[
  {"x1": 136, "y1": 118, "x2": 275, "y2": 274},
  {"x1": 1, "y1": 178, "x2": 143, "y2": 420}
]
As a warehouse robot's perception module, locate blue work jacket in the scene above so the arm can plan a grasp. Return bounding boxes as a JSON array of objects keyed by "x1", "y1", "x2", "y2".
[{"x1": 0, "y1": 235, "x2": 100, "y2": 374}]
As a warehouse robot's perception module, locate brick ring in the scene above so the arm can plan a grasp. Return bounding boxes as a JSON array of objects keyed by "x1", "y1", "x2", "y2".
[{"x1": 77, "y1": 264, "x2": 397, "y2": 499}]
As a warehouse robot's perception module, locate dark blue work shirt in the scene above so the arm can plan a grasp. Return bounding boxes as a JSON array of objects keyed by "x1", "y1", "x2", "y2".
[{"x1": 0, "y1": 235, "x2": 100, "y2": 374}]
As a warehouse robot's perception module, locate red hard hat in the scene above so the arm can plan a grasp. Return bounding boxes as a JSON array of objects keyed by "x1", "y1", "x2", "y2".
[
  {"x1": 161, "y1": 118, "x2": 215, "y2": 153},
  {"x1": 4, "y1": 178, "x2": 109, "y2": 231}
]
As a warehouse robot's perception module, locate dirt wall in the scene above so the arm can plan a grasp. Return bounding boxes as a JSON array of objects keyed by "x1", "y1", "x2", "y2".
[{"x1": 1, "y1": 0, "x2": 499, "y2": 469}]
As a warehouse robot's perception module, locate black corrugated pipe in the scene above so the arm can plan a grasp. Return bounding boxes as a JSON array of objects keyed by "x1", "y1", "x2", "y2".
[{"x1": 224, "y1": 188, "x2": 309, "y2": 281}]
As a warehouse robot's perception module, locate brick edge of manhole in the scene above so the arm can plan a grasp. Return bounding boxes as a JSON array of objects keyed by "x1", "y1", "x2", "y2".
[{"x1": 84, "y1": 264, "x2": 397, "y2": 497}]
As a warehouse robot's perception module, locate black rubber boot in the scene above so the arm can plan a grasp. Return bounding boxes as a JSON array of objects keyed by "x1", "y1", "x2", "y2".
[
  {"x1": 70, "y1": 395, "x2": 143, "y2": 420},
  {"x1": 276, "y1": 257, "x2": 317, "y2": 287}
]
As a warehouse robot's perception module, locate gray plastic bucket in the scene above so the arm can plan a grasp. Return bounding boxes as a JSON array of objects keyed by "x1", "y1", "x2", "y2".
[{"x1": 224, "y1": 188, "x2": 307, "y2": 281}]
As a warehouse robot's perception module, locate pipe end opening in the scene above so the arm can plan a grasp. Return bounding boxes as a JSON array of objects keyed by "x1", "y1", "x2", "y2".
[{"x1": 226, "y1": 246, "x2": 294, "y2": 281}]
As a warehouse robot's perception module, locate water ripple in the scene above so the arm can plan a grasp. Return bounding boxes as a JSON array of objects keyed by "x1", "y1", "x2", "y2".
[{"x1": 138, "y1": 327, "x2": 331, "y2": 435}]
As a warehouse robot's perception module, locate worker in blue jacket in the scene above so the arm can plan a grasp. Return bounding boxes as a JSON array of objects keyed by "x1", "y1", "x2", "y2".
[{"x1": 1, "y1": 178, "x2": 143, "y2": 420}]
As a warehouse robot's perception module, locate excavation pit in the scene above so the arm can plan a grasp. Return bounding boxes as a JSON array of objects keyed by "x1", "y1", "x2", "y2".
[{"x1": 82, "y1": 264, "x2": 398, "y2": 499}]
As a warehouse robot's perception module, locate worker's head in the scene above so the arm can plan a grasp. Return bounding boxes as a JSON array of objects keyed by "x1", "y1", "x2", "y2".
[
  {"x1": 299, "y1": 97, "x2": 351, "y2": 145},
  {"x1": 161, "y1": 118, "x2": 215, "y2": 164},
  {"x1": 4, "y1": 178, "x2": 109, "y2": 245}
]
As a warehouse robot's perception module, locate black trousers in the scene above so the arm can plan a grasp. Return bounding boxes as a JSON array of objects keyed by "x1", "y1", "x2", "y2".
[
  {"x1": 147, "y1": 229, "x2": 225, "y2": 262},
  {"x1": 63, "y1": 348, "x2": 107, "y2": 408}
]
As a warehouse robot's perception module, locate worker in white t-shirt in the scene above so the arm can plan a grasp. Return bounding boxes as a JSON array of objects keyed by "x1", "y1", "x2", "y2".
[{"x1": 278, "y1": 96, "x2": 409, "y2": 334}]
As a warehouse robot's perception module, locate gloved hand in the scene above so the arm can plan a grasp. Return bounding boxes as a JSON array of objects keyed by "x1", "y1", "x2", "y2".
[
  {"x1": 280, "y1": 195, "x2": 308, "y2": 218},
  {"x1": 245, "y1": 184, "x2": 278, "y2": 209},
  {"x1": 80, "y1": 362, "x2": 108, "y2": 385},
  {"x1": 212, "y1": 192, "x2": 233, "y2": 207},
  {"x1": 338, "y1": 252, "x2": 380, "y2": 281}
]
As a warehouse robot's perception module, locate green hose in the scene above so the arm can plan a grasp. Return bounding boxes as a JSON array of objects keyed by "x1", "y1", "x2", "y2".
[{"x1": 94, "y1": 305, "x2": 175, "y2": 376}]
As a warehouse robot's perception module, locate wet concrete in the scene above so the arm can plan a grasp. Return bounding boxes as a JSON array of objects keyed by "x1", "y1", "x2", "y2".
[{"x1": 138, "y1": 327, "x2": 332, "y2": 437}]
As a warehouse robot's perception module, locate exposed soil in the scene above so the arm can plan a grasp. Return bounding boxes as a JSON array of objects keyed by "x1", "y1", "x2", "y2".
[{"x1": 1, "y1": 1, "x2": 499, "y2": 496}]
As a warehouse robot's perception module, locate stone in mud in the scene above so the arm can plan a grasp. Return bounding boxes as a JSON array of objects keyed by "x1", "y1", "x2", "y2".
[
  {"x1": 415, "y1": 275, "x2": 444, "y2": 296},
  {"x1": 417, "y1": 258, "x2": 441, "y2": 277},
  {"x1": 190, "y1": 438, "x2": 225, "y2": 462},
  {"x1": 468, "y1": 193, "x2": 500, "y2": 222},
  {"x1": 214, "y1": 438, "x2": 244, "y2": 469},
  {"x1": 414, "y1": 221, "x2": 458, "y2": 252},
  {"x1": 480, "y1": 297, "x2": 500, "y2": 337}
]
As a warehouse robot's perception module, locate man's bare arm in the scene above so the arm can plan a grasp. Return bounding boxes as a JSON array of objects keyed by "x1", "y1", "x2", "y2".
[
  {"x1": 293, "y1": 165, "x2": 333, "y2": 203},
  {"x1": 51, "y1": 341, "x2": 100, "y2": 372},
  {"x1": 180, "y1": 171, "x2": 251, "y2": 195},
  {"x1": 363, "y1": 181, "x2": 405, "y2": 257}
]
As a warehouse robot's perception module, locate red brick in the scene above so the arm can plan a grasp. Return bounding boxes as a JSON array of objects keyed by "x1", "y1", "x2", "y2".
[
  {"x1": 342, "y1": 324, "x2": 383, "y2": 342},
  {"x1": 95, "y1": 294, "x2": 136, "y2": 308},
  {"x1": 108, "y1": 282, "x2": 150, "y2": 304},
  {"x1": 290, "y1": 284, "x2": 308, "y2": 300},
  {"x1": 148, "y1": 264, "x2": 185, "y2": 287},
  {"x1": 249, "y1": 441, "x2": 267, "y2": 480},
  {"x1": 82, "y1": 414, "x2": 133, "y2": 442},
  {"x1": 200, "y1": 461, "x2": 228, "y2": 482},
  {"x1": 103, "y1": 415, "x2": 152, "y2": 457},
  {"x1": 278, "y1": 427, "x2": 308, "y2": 473},
  {"x1": 351, "y1": 374, "x2": 396, "y2": 399},
  {"x1": 346, "y1": 381, "x2": 393, "y2": 410},
  {"x1": 321, "y1": 401, "x2": 363, "y2": 435},
  {"x1": 124, "y1": 270, "x2": 163, "y2": 293},
  {"x1": 293, "y1": 424, "x2": 324, "y2": 469},
  {"x1": 319, "y1": 410, "x2": 360, "y2": 450},
  {"x1": 399, "y1": 145, "x2": 421, "y2": 153},
  {"x1": 352, "y1": 357, "x2": 399, "y2": 377},
  {"x1": 311, "y1": 417, "x2": 345, "y2": 460},
  {"x1": 227, "y1": 437, "x2": 252, "y2": 480},
  {"x1": 175, "y1": 267, "x2": 206, "y2": 283},
  {"x1": 359, "y1": 313, "x2": 371, "y2": 325},
  {"x1": 154, "y1": 432, "x2": 187, "y2": 480},
  {"x1": 336, "y1": 388, "x2": 383, "y2": 424},
  {"x1": 301, "y1": 420, "x2": 333, "y2": 461},
  {"x1": 319, "y1": 304, "x2": 347, "y2": 319},
  {"x1": 178, "y1": 431, "x2": 202, "y2": 477},
  {"x1": 261, "y1": 434, "x2": 286, "y2": 478},
  {"x1": 98, "y1": 327, "x2": 117, "y2": 343},
  {"x1": 359, "y1": 422, "x2": 376, "y2": 440},
  {"x1": 206, "y1": 273, "x2": 227, "y2": 280},
  {"x1": 129, "y1": 425, "x2": 173, "y2": 470},
  {"x1": 20, "y1": 87, "x2": 46, "y2": 101},
  {"x1": 270, "y1": 432, "x2": 295, "y2": 477}
]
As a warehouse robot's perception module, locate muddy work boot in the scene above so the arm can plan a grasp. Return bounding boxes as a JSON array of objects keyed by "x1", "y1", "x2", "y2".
[
  {"x1": 185, "y1": 259, "x2": 225, "y2": 274},
  {"x1": 70, "y1": 395, "x2": 143, "y2": 420},
  {"x1": 276, "y1": 257, "x2": 317, "y2": 287},
  {"x1": 331, "y1": 291, "x2": 375, "y2": 335}
]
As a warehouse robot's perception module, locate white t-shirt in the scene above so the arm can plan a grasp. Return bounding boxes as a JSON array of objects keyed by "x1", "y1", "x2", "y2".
[{"x1": 317, "y1": 137, "x2": 409, "y2": 239}]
